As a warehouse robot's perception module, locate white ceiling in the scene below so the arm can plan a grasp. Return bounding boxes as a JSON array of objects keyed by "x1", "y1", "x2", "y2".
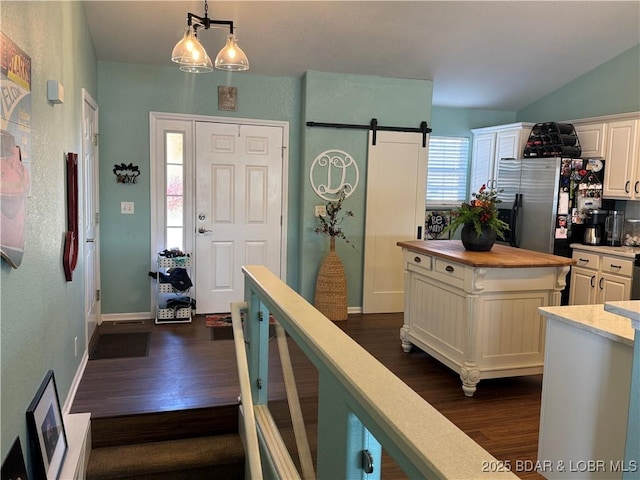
[{"x1": 83, "y1": 1, "x2": 640, "y2": 111}]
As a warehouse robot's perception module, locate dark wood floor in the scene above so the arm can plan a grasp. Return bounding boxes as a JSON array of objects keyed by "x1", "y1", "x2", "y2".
[{"x1": 72, "y1": 313, "x2": 544, "y2": 479}]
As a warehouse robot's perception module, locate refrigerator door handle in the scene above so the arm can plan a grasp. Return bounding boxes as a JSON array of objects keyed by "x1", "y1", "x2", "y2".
[{"x1": 510, "y1": 194, "x2": 522, "y2": 247}]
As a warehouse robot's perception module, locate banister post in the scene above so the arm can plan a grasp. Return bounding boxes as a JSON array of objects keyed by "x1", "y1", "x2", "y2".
[
  {"x1": 244, "y1": 284, "x2": 270, "y2": 405},
  {"x1": 316, "y1": 371, "x2": 382, "y2": 480}
]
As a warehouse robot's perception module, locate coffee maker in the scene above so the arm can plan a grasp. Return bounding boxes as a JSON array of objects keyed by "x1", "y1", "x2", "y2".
[{"x1": 583, "y1": 209, "x2": 609, "y2": 245}]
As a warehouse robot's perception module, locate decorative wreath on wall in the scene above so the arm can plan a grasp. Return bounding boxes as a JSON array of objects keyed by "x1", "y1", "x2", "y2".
[{"x1": 309, "y1": 149, "x2": 359, "y2": 201}]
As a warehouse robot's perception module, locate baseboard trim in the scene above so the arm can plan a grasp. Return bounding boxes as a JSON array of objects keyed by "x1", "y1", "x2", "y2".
[
  {"x1": 348, "y1": 306, "x2": 362, "y2": 314},
  {"x1": 101, "y1": 312, "x2": 153, "y2": 323},
  {"x1": 64, "y1": 351, "x2": 88, "y2": 415}
]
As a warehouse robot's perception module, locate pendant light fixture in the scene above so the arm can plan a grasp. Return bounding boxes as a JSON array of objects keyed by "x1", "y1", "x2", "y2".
[{"x1": 170, "y1": 0, "x2": 249, "y2": 73}]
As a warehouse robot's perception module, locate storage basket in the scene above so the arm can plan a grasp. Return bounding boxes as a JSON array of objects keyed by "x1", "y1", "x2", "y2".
[
  {"x1": 157, "y1": 256, "x2": 191, "y2": 268},
  {"x1": 157, "y1": 307, "x2": 192, "y2": 320}
]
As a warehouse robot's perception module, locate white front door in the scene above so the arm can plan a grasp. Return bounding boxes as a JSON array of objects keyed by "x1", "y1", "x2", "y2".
[
  {"x1": 362, "y1": 131, "x2": 428, "y2": 313},
  {"x1": 82, "y1": 90, "x2": 100, "y2": 341},
  {"x1": 195, "y1": 122, "x2": 284, "y2": 313}
]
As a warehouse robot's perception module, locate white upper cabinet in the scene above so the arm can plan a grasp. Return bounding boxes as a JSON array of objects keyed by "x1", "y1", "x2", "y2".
[
  {"x1": 469, "y1": 123, "x2": 533, "y2": 196},
  {"x1": 469, "y1": 132, "x2": 496, "y2": 194},
  {"x1": 573, "y1": 122, "x2": 607, "y2": 158},
  {"x1": 572, "y1": 113, "x2": 640, "y2": 201},
  {"x1": 603, "y1": 118, "x2": 639, "y2": 199}
]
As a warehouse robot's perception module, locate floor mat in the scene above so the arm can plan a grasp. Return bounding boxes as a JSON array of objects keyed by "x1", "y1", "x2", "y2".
[
  {"x1": 205, "y1": 313, "x2": 276, "y2": 341},
  {"x1": 89, "y1": 332, "x2": 151, "y2": 360}
]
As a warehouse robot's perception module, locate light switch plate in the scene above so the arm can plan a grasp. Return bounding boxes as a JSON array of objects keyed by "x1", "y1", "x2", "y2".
[
  {"x1": 315, "y1": 205, "x2": 326, "y2": 217},
  {"x1": 121, "y1": 201, "x2": 134, "y2": 214}
]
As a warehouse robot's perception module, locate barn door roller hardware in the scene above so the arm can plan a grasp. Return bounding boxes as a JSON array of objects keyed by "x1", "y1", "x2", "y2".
[{"x1": 306, "y1": 118, "x2": 432, "y2": 147}]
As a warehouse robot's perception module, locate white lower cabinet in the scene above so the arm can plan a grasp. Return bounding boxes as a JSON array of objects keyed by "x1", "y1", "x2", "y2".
[
  {"x1": 569, "y1": 249, "x2": 633, "y2": 305},
  {"x1": 537, "y1": 310, "x2": 633, "y2": 480}
]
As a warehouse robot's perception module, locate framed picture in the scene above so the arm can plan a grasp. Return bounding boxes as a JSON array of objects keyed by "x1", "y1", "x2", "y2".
[
  {"x1": 1, "y1": 436, "x2": 29, "y2": 480},
  {"x1": 26, "y1": 371, "x2": 67, "y2": 480},
  {"x1": 425, "y1": 210, "x2": 451, "y2": 240},
  {"x1": 218, "y1": 85, "x2": 237, "y2": 111}
]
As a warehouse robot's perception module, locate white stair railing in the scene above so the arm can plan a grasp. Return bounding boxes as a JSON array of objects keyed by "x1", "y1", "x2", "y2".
[
  {"x1": 240, "y1": 264, "x2": 520, "y2": 479},
  {"x1": 230, "y1": 301, "x2": 263, "y2": 480}
]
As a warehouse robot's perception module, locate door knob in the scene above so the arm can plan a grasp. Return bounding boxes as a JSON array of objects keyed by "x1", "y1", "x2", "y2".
[{"x1": 197, "y1": 227, "x2": 213, "y2": 235}]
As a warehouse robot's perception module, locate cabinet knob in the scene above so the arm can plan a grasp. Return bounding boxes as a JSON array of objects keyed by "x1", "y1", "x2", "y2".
[
  {"x1": 414, "y1": 256, "x2": 421, "y2": 263},
  {"x1": 635, "y1": 181, "x2": 639, "y2": 195},
  {"x1": 625, "y1": 181, "x2": 630, "y2": 193},
  {"x1": 445, "y1": 265, "x2": 455, "y2": 273},
  {"x1": 590, "y1": 275, "x2": 596, "y2": 288},
  {"x1": 599, "y1": 277, "x2": 604, "y2": 290},
  {"x1": 578, "y1": 258, "x2": 589, "y2": 264}
]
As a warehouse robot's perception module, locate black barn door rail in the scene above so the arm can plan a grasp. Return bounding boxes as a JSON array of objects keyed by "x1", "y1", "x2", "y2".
[{"x1": 306, "y1": 118, "x2": 432, "y2": 147}]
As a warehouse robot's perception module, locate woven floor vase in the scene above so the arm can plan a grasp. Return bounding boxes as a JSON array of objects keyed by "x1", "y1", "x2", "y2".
[{"x1": 314, "y1": 237, "x2": 348, "y2": 321}]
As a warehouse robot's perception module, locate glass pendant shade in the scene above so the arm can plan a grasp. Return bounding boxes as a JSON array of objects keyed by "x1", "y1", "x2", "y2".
[
  {"x1": 171, "y1": 27, "x2": 213, "y2": 73},
  {"x1": 179, "y1": 53, "x2": 213, "y2": 73},
  {"x1": 214, "y1": 34, "x2": 249, "y2": 71}
]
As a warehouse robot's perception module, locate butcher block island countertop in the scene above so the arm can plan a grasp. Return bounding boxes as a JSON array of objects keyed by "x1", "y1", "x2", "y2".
[
  {"x1": 396, "y1": 240, "x2": 576, "y2": 268},
  {"x1": 397, "y1": 240, "x2": 574, "y2": 396}
]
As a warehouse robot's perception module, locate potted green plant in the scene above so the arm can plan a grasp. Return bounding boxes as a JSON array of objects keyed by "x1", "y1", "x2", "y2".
[
  {"x1": 445, "y1": 184, "x2": 509, "y2": 251},
  {"x1": 313, "y1": 186, "x2": 354, "y2": 321},
  {"x1": 314, "y1": 186, "x2": 354, "y2": 246}
]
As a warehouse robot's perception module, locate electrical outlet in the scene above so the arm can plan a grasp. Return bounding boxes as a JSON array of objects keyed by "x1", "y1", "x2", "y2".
[
  {"x1": 121, "y1": 201, "x2": 135, "y2": 214},
  {"x1": 315, "y1": 205, "x2": 327, "y2": 217}
]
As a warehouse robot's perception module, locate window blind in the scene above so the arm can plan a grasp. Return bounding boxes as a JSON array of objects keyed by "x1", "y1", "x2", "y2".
[{"x1": 427, "y1": 136, "x2": 470, "y2": 206}]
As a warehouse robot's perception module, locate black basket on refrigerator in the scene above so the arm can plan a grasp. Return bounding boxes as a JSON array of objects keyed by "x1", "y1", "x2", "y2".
[{"x1": 523, "y1": 122, "x2": 582, "y2": 158}]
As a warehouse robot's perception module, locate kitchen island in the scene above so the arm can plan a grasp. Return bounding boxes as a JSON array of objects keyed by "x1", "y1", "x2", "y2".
[{"x1": 397, "y1": 240, "x2": 575, "y2": 396}]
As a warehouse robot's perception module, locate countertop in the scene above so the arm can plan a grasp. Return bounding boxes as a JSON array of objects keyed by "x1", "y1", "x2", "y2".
[
  {"x1": 570, "y1": 243, "x2": 640, "y2": 259},
  {"x1": 604, "y1": 300, "x2": 640, "y2": 328},
  {"x1": 397, "y1": 240, "x2": 576, "y2": 268},
  {"x1": 538, "y1": 304, "x2": 635, "y2": 346}
]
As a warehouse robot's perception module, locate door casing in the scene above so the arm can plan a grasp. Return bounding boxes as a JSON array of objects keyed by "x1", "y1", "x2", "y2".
[
  {"x1": 82, "y1": 89, "x2": 101, "y2": 343},
  {"x1": 149, "y1": 112, "x2": 289, "y2": 317}
]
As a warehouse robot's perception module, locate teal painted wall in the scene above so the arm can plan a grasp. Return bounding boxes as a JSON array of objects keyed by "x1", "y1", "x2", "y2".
[
  {"x1": 300, "y1": 71, "x2": 433, "y2": 305},
  {"x1": 98, "y1": 66, "x2": 434, "y2": 312},
  {"x1": 430, "y1": 106, "x2": 515, "y2": 136},
  {"x1": 97, "y1": 62, "x2": 302, "y2": 313},
  {"x1": 517, "y1": 44, "x2": 640, "y2": 122},
  {"x1": 0, "y1": 0, "x2": 97, "y2": 470}
]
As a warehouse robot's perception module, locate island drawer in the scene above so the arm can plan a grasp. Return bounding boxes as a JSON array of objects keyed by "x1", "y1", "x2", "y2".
[
  {"x1": 600, "y1": 256, "x2": 633, "y2": 277},
  {"x1": 434, "y1": 259, "x2": 465, "y2": 282},
  {"x1": 406, "y1": 251, "x2": 432, "y2": 271},
  {"x1": 572, "y1": 250, "x2": 599, "y2": 270}
]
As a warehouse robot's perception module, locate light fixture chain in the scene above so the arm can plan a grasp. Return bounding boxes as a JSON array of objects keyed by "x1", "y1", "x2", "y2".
[{"x1": 204, "y1": 0, "x2": 208, "y2": 17}]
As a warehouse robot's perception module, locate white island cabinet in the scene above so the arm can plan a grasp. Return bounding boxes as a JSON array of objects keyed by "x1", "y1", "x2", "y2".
[
  {"x1": 537, "y1": 304, "x2": 636, "y2": 480},
  {"x1": 397, "y1": 240, "x2": 574, "y2": 396}
]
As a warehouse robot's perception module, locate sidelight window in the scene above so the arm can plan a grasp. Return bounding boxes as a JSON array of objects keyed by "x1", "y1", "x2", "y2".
[{"x1": 165, "y1": 132, "x2": 185, "y2": 250}]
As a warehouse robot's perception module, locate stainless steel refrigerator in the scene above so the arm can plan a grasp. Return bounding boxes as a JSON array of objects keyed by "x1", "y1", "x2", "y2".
[{"x1": 495, "y1": 157, "x2": 611, "y2": 256}]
